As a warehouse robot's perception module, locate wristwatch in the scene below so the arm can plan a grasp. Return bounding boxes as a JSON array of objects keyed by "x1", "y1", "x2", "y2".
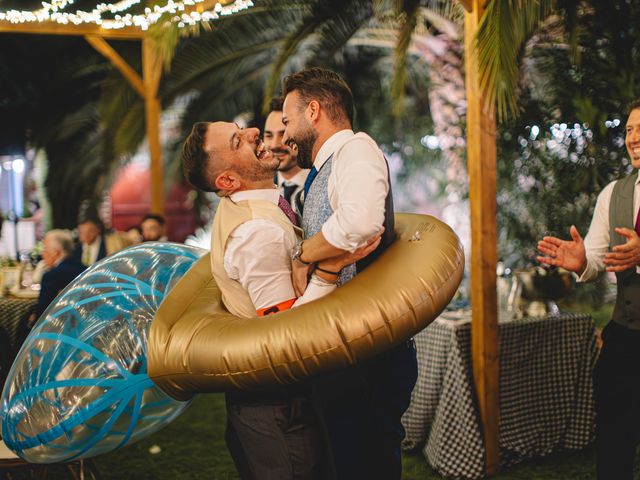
[{"x1": 291, "y1": 241, "x2": 312, "y2": 265}]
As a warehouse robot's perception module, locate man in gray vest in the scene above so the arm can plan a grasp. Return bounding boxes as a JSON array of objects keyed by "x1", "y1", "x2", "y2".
[
  {"x1": 281, "y1": 67, "x2": 418, "y2": 480},
  {"x1": 537, "y1": 99, "x2": 640, "y2": 479}
]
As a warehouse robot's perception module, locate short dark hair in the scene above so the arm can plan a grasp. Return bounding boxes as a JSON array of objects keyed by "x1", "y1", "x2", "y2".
[
  {"x1": 281, "y1": 68, "x2": 354, "y2": 125},
  {"x1": 628, "y1": 99, "x2": 640, "y2": 116},
  {"x1": 141, "y1": 214, "x2": 165, "y2": 226},
  {"x1": 269, "y1": 96, "x2": 284, "y2": 112},
  {"x1": 181, "y1": 122, "x2": 216, "y2": 192},
  {"x1": 78, "y1": 216, "x2": 104, "y2": 233}
]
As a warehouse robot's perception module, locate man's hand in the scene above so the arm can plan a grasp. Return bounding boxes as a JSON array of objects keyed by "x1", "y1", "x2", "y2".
[
  {"x1": 293, "y1": 229, "x2": 384, "y2": 295},
  {"x1": 536, "y1": 225, "x2": 587, "y2": 274},
  {"x1": 292, "y1": 260, "x2": 314, "y2": 297},
  {"x1": 319, "y1": 230, "x2": 383, "y2": 273},
  {"x1": 27, "y1": 313, "x2": 37, "y2": 329},
  {"x1": 603, "y1": 227, "x2": 640, "y2": 272}
]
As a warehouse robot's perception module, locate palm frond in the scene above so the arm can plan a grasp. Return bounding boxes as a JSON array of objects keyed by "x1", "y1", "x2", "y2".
[
  {"x1": 147, "y1": 0, "x2": 312, "y2": 70},
  {"x1": 305, "y1": 0, "x2": 374, "y2": 66},
  {"x1": 476, "y1": 0, "x2": 555, "y2": 121},
  {"x1": 391, "y1": 0, "x2": 421, "y2": 116},
  {"x1": 262, "y1": 0, "x2": 369, "y2": 113}
]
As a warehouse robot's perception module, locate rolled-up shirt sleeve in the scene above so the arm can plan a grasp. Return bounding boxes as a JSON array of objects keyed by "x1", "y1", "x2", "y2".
[
  {"x1": 321, "y1": 135, "x2": 388, "y2": 252},
  {"x1": 576, "y1": 181, "x2": 613, "y2": 283},
  {"x1": 225, "y1": 220, "x2": 297, "y2": 310},
  {"x1": 225, "y1": 219, "x2": 336, "y2": 310}
]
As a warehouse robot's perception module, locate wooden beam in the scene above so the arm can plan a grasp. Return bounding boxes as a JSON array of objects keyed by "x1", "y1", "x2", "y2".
[
  {"x1": 142, "y1": 37, "x2": 165, "y2": 216},
  {"x1": 0, "y1": 20, "x2": 143, "y2": 39},
  {"x1": 85, "y1": 35, "x2": 145, "y2": 98},
  {"x1": 464, "y1": 0, "x2": 500, "y2": 476},
  {"x1": 457, "y1": 0, "x2": 473, "y2": 12}
]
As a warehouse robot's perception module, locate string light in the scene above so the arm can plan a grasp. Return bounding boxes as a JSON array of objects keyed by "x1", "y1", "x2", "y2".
[{"x1": 0, "y1": 0, "x2": 253, "y2": 31}]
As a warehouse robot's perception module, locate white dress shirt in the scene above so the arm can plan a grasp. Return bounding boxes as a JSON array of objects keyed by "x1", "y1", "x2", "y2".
[
  {"x1": 81, "y1": 237, "x2": 102, "y2": 266},
  {"x1": 578, "y1": 171, "x2": 640, "y2": 282},
  {"x1": 223, "y1": 189, "x2": 336, "y2": 311},
  {"x1": 311, "y1": 130, "x2": 389, "y2": 253},
  {"x1": 277, "y1": 170, "x2": 308, "y2": 201}
]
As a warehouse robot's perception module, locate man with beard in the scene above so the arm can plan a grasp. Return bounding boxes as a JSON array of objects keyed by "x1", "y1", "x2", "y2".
[
  {"x1": 181, "y1": 120, "x2": 380, "y2": 480},
  {"x1": 537, "y1": 99, "x2": 640, "y2": 480},
  {"x1": 281, "y1": 67, "x2": 418, "y2": 480},
  {"x1": 264, "y1": 96, "x2": 309, "y2": 212},
  {"x1": 140, "y1": 214, "x2": 168, "y2": 242}
]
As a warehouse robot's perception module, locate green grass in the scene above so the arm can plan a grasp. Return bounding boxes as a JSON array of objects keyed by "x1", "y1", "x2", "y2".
[
  {"x1": 558, "y1": 302, "x2": 614, "y2": 330},
  {"x1": 585, "y1": 303, "x2": 614, "y2": 330},
  {"x1": 3, "y1": 393, "x2": 625, "y2": 480}
]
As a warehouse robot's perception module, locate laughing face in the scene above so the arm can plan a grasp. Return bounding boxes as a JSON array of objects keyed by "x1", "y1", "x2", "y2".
[
  {"x1": 264, "y1": 110, "x2": 298, "y2": 173},
  {"x1": 204, "y1": 122, "x2": 279, "y2": 189},
  {"x1": 626, "y1": 108, "x2": 640, "y2": 169},
  {"x1": 282, "y1": 91, "x2": 318, "y2": 169}
]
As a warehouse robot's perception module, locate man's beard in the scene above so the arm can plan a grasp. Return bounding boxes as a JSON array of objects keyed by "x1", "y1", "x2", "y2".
[
  {"x1": 277, "y1": 154, "x2": 298, "y2": 173},
  {"x1": 236, "y1": 156, "x2": 280, "y2": 182},
  {"x1": 293, "y1": 127, "x2": 317, "y2": 169}
]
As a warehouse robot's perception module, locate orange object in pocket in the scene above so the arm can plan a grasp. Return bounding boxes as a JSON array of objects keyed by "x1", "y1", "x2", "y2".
[{"x1": 257, "y1": 298, "x2": 296, "y2": 316}]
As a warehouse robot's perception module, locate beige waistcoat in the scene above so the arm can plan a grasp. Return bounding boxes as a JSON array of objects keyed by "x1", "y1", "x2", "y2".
[{"x1": 210, "y1": 196, "x2": 302, "y2": 318}]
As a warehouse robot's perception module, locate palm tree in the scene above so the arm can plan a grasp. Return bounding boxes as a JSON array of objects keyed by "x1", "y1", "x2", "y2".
[{"x1": 100, "y1": 0, "x2": 469, "y2": 192}]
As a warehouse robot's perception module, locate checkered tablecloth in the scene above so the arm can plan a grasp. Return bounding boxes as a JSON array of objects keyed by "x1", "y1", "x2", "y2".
[
  {"x1": 401, "y1": 311, "x2": 597, "y2": 479},
  {"x1": 0, "y1": 297, "x2": 37, "y2": 351}
]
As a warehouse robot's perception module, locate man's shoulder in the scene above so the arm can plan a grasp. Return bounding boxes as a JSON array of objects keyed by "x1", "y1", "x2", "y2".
[
  {"x1": 337, "y1": 131, "x2": 380, "y2": 150},
  {"x1": 41, "y1": 261, "x2": 80, "y2": 284},
  {"x1": 332, "y1": 131, "x2": 386, "y2": 173},
  {"x1": 58, "y1": 258, "x2": 87, "y2": 276},
  {"x1": 600, "y1": 178, "x2": 622, "y2": 198}
]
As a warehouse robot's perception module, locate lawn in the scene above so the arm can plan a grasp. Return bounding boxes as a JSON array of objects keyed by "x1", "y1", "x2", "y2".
[{"x1": 2, "y1": 393, "x2": 621, "y2": 480}]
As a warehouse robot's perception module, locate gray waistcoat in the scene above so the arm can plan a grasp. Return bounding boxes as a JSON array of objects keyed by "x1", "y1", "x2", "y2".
[
  {"x1": 610, "y1": 173, "x2": 640, "y2": 329},
  {"x1": 302, "y1": 154, "x2": 395, "y2": 286}
]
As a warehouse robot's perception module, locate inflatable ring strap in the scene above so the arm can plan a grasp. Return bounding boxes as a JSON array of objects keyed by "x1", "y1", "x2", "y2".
[{"x1": 148, "y1": 213, "x2": 464, "y2": 401}]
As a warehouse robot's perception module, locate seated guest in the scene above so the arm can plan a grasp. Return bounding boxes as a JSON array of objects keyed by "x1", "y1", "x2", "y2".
[
  {"x1": 71, "y1": 217, "x2": 132, "y2": 266},
  {"x1": 71, "y1": 217, "x2": 106, "y2": 267},
  {"x1": 30, "y1": 229, "x2": 86, "y2": 324},
  {"x1": 125, "y1": 225, "x2": 143, "y2": 245},
  {"x1": 141, "y1": 214, "x2": 168, "y2": 242}
]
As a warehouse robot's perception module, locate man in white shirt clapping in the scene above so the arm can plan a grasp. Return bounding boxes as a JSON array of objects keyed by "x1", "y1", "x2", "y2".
[{"x1": 537, "y1": 99, "x2": 640, "y2": 480}]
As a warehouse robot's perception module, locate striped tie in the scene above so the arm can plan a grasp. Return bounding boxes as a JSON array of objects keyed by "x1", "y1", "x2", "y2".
[{"x1": 278, "y1": 196, "x2": 298, "y2": 226}]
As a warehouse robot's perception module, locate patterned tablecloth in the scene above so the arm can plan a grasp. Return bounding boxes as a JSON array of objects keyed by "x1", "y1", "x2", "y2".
[
  {"x1": 401, "y1": 311, "x2": 598, "y2": 479},
  {"x1": 0, "y1": 297, "x2": 37, "y2": 352}
]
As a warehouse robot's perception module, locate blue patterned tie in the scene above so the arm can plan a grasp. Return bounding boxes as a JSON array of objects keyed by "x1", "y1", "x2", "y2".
[{"x1": 303, "y1": 166, "x2": 319, "y2": 199}]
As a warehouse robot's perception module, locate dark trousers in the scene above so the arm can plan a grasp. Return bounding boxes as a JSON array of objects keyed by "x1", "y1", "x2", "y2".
[
  {"x1": 593, "y1": 321, "x2": 640, "y2": 480},
  {"x1": 225, "y1": 392, "x2": 327, "y2": 480},
  {"x1": 312, "y1": 341, "x2": 418, "y2": 480}
]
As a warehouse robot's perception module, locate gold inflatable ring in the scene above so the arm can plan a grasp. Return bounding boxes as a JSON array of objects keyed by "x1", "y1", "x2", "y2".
[{"x1": 148, "y1": 213, "x2": 464, "y2": 400}]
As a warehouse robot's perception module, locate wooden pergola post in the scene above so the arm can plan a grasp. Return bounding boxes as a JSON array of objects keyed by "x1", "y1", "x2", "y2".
[
  {"x1": 462, "y1": 0, "x2": 500, "y2": 475},
  {"x1": 142, "y1": 38, "x2": 165, "y2": 215}
]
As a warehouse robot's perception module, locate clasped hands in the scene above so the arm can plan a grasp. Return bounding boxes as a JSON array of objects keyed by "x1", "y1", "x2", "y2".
[
  {"x1": 291, "y1": 230, "x2": 383, "y2": 296},
  {"x1": 537, "y1": 225, "x2": 640, "y2": 273}
]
